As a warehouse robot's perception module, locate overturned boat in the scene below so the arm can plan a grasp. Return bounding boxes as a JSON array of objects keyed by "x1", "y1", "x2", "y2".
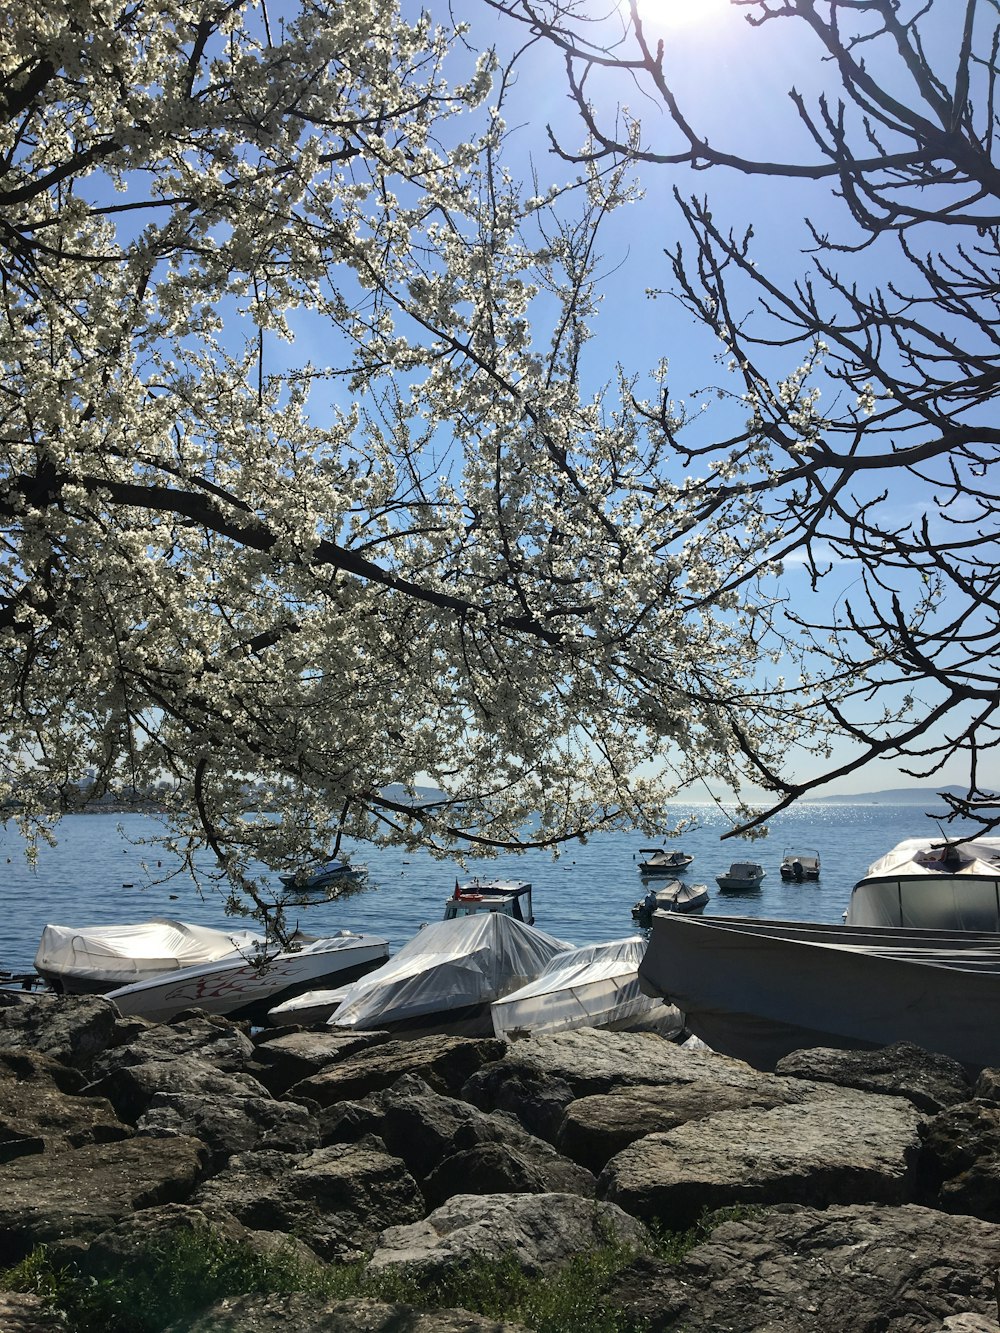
[
  {"x1": 491, "y1": 935, "x2": 682, "y2": 1039},
  {"x1": 325, "y1": 912, "x2": 571, "y2": 1037}
]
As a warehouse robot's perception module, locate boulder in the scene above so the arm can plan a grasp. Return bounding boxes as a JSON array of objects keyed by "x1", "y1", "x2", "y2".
[
  {"x1": 0, "y1": 1049, "x2": 129, "y2": 1162},
  {"x1": 169, "y1": 1294, "x2": 530, "y2": 1332},
  {"x1": 0, "y1": 1134, "x2": 207, "y2": 1262},
  {"x1": 250, "y1": 1029, "x2": 392, "y2": 1097},
  {"x1": 138, "y1": 1088, "x2": 319, "y2": 1167},
  {"x1": 460, "y1": 1061, "x2": 576, "y2": 1143},
  {"x1": 87, "y1": 1011, "x2": 256, "y2": 1079},
  {"x1": 973, "y1": 1067, "x2": 1000, "y2": 1104},
  {"x1": 0, "y1": 1292, "x2": 68, "y2": 1330},
  {"x1": 368, "y1": 1191, "x2": 649, "y2": 1280},
  {"x1": 192, "y1": 1143, "x2": 425, "y2": 1261},
  {"x1": 289, "y1": 1035, "x2": 505, "y2": 1106},
  {"x1": 0, "y1": 993, "x2": 120, "y2": 1067},
  {"x1": 599, "y1": 1090, "x2": 923, "y2": 1228},
  {"x1": 598, "y1": 1203, "x2": 1000, "y2": 1331},
  {"x1": 774, "y1": 1041, "x2": 972, "y2": 1113},
  {"x1": 86, "y1": 1055, "x2": 273, "y2": 1124},
  {"x1": 321, "y1": 1074, "x2": 594, "y2": 1206},
  {"x1": 918, "y1": 1099, "x2": 1000, "y2": 1220}
]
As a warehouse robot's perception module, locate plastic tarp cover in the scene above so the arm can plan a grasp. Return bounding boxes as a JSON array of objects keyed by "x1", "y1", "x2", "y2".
[
  {"x1": 34, "y1": 918, "x2": 263, "y2": 984},
  {"x1": 330, "y1": 912, "x2": 572, "y2": 1030},
  {"x1": 491, "y1": 935, "x2": 660, "y2": 1038}
]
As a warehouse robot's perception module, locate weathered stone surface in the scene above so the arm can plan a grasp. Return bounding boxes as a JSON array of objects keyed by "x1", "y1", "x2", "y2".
[
  {"x1": 599, "y1": 1090, "x2": 923, "y2": 1227},
  {"x1": 557, "y1": 1082, "x2": 796, "y2": 1174},
  {"x1": 0, "y1": 1134, "x2": 207, "y2": 1261},
  {"x1": 943, "y1": 1317, "x2": 1000, "y2": 1332},
  {"x1": 598, "y1": 1203, "x2": 1000, "y2": 1332},
  {"x1": 290, "y1": 1035, "x2": 505, "y2": 1106},
  {"x1": 775, "y1": 1041, "x2": 973, "y2": 1113},
  {"x1": 170, "y1": 1294, "x2": 530, "y2": 1332},
  {"x1": 974, "y1": 1067, "x2": 1000, "y2": 1104},
  {"x1": 0, "y1": 993, "x2": 120, "y2": 1067},
  {"x1": 0, "y1": 1292, "x2": 68, "y2": 1330},
  {"x1": 249, "y1": 1029, "x2": 392, "y2": 1097},
  {"x1": 87, "y1": 1055, "x2": 273, "y2": 1124},
  {"x1": 322, "y1": 1074, "x2": 594, "y2": 1206},
  {"x1": 193, "y1": 1143, "x2": 425, "y2": 1261},
  {"x1": 0, "y1": 1050, "x2": 128, "y2": 1162},
  {"x1": 88, "y1": 1011, "x2": 256, "y2": 1079},
  {"x1": 369, "y1": 1191, "x2": 649, "y2": 1280},
  {"x1": 460, "y1": 1060, "x2": 575, "y2": 1143},
  {"x1": 139, "y1": 1088, "x2": 319, "y2": 1166},
  {"x1": 919, "y1": 1099, "x2": 1000, "y2": 1221}
]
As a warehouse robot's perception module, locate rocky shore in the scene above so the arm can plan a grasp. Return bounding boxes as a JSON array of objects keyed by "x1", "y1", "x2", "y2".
[{"x1": 1, "y1": 992, "x2": 1000, "y2": 1331}]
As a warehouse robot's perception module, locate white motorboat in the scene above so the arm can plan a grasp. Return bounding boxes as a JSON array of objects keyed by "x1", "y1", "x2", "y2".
[
  {"x1": 637, "y1": 847, "x2": 693, "y2": 876},
  {"x1": 846, "y1": 836, "x2": 1000, "y2": 930},
  {"x1": 325, "y1": 912, "x2": 571, "y2": 1036},
  {"x1": 103, "y1": 930, "x2": 390, "y2": 1024},
  {"x1": 715, "y1": 861, "x2": 766, "y2": 892},
  {"x1": 632, "y1": 878, "x2": 708, "y2": 925},
  {"x1": 278, "y1": 859, "x2": 366, "y2": 894},
  {"x1": 491, "y1": 935, "x2": 683, "y2": 1039},
  {"x1": 637, "y1": 912, "x2": 1000, "y2": 1072},
  {"x1": 779, "y1": 848, "x2": 821, "y2": 881},
  {"x1": 34, "y1": 918, "x2": 264, "y2": 994},
  {"x1": 443, "y1": 879, "x2": 534, "y2": 925}
]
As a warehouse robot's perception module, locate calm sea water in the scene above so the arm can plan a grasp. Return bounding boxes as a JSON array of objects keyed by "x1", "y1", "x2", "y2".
[{"x1": 0, "y1": 801, "x2": 972, "y2": 977}]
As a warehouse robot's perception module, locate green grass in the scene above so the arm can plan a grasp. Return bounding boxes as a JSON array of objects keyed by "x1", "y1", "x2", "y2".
[{"x1": 0, "y1": 1205, "x2": 764, "y2": 1333}]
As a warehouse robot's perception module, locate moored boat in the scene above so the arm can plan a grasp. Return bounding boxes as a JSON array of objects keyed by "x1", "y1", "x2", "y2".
[
  {"x1": 637, "y1": 847, "x2": 693, "y2": 876},
  {"x1": 278, "y1": 859, "x2": 366, "y2": 893},
  {"x1": 443, "y1": 879, "x2": 534, "y2": 925},
  {"x1": 632, "y1": 878, "x2": 708, "y2": 926},
  {"x1": 715, "y1": 861, "x2": 765, "y2": 892},
  {"x1": 779, "y1": 848, "x2": 820, "y2": 881},
  {"x1": 846, "y1": 836, "x2": 1000, "y2": 930},
  {"x1": 637, "y1": 911, "x2": 1000, "y2": 1072}
]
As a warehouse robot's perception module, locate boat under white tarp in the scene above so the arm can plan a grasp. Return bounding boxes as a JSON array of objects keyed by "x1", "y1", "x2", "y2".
[
  {"x1": 491, "y1": 935, "x2": 681, "y2": 1039},
  {"x1": 34, "y1": 918, "x2": 263, "y2": 993},
  {"x1": 327, "y1": 912, "x2": 572, "y2": 1035},
  {"x1": 846, "y1": 836, "x2": 1000, "y2": 930},
  {"x1": 638, "y1": 911, "x2": 1000, "y2": 1072}
]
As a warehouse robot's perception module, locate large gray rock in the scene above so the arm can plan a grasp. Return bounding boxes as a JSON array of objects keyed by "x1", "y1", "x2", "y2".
[
  {"x1": 192, "y1": 1143, "x2": 425, "y2": 1261},
  {"x1": 87, "y1": 1055, "x2": 273, "y2": 1123},
  {"x1": 0, "y1": 1292, "x2": 68, "y2": 1330},
  {"x1": 322, "y1": 1074, "x2": 594, "y2": 1206},
  {"x1": 599, "y1": 1090, "x2": 923, "y2": 1227},
  {"x1": 88, "y1": 1011, "x2": 257, "y2": 1079},
  {"x1": 0, "y1": 1049, "x2": 128, "y2": 1162},
  {"x1": 170, "y1": 1294, "x2": 530, "y2": 1332},
  {"x1": 775, "y1": 1041, "x2": 973, "y2": 1113},
  {"x1": 598, "y1": 1203, "x2": 1000, "y2": 1331},
  {"x1": 369, "y1": 1191, "x2": 649, "y2": 1280},
  {"x1": 918, "y1": 1099, "x2": 1000, "y2": 1220},
  {"x1": 139, "y1": 1088, "x2": 319, "y2": 1167},
  {"x1": 0, "y1": 993, "x2": 121, "y2": 1067},
  {"x1": 250, "y1": 1029, "x2": 392, "y2": 1097},
  {"x1": 290, "y1": 1035, "x2": 505, "y2": 1106},
  {"x1": 0, "y1": 1134, "x2": 207, "y2": 1261}
]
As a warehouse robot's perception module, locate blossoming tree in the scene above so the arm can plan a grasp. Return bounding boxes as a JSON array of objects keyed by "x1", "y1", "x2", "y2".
[{"x1": 1, "y1": 0, "x2": 831, "y2": 915}]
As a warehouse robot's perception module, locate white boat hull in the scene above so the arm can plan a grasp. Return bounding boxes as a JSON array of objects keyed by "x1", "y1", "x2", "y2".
[
  {"x1": 638, "y1": 913, "x2": 1000, "y2": 1072},
  {"x1": 847, "y1": 836, "x2": 1000, "y2": 930}
]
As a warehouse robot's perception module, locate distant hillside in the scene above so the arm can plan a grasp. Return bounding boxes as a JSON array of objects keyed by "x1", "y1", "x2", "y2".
[{"x1": 806, "y1": 785, "x2": 975, "y2": 805}]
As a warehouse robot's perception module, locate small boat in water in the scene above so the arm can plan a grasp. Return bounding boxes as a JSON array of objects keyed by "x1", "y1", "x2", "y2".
[
  {"x1": 34, "y1": 918, "x2": 264, "y2": 994},
  {"x1": 104, "y1": 929, "x2": 390, "y2": 1025},
  {"x1": 491, "y1": 935, "x2": 683, "y2": 1040},
  {"x1": 632, "y1": 878, "x2": 708, "y2": 926},
  {"x1": 846, "y1": 836, "x2": 1000, "y2": 930},
  {"x1": 443, "y1": 879, "x2": 534, "y2": 925},
  {"x1": 779, "y1": 848, "x2": 820, "y2": 881},
  {"x1": 324, "y1": 912, "x2": 571, "y2": 1037},
  {"x1": 637, "y1": 847, "x2": 693, "y2": 876},
  {"x1": 637, "y1": 912, "x2": 1000, "y2": 1073},
  {"x1": 278, "y1": 859, "x2": 366, "y2": 894},
  {"x1": 715, "y1": 861, "x2": 766, "y2": 892}
]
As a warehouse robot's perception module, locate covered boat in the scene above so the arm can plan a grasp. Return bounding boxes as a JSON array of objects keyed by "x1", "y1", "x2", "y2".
[
  {"x1": 103, "y1": 930, "x2": 390, "y2": 1024},
  {"x1": 846, "y1": 836, "x2": 1000, "y2": 930},
  {"x1": 327, "y1": 912, "x2": 571, "y2": 1036},
  {"x1": 34, "y1": 918, "x2": 262, "y2": 994},
  {"x1": 637, "y1": 847, "x2": 693, "y2": 876},
  {"x1": 638, "y1": 911, "x2": 1000, "y2": 1072},
  {"x1": 443, "y1": 879, "x2": 534, "y2": 925},
  {"x1": 632, "y1": 878, "x2": 708, "y2": 926},
  {"x1": 715, "y1": 862, "x2": 765, "y2": 892},
  {"x1": 779, "y1": 848, "x2": 820, "y2": 881},
  {"x1": 491, "y1": 935, "x2": 682, "y2": 1039}
]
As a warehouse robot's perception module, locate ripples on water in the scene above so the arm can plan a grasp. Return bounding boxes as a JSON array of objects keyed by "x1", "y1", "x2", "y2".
[{"x1": 0, "y1": 801, "x2": 973, "y2": 974}]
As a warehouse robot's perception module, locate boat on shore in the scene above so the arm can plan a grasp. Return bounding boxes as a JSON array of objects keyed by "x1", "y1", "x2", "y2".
[
  {"x1": 34, "y1": 918, "x2": 264, "y2": 994},
  {"x1": 104, "y1": 929, "x2": 390, "y2": 1024},
  {"x1": 443, "y1": 879, "x2": 535, "y2": 925},
  {"x1": 637, "y1": 912, "x2": 1000, "y2": 1072},
  {"x1": 491, "y1": 935, "x2": 683, "y2": 1039},
  {"x1": 846, "y1": 836, "x2": 1000, "y2": 930},
  {"x1": 632, "y1": 878, "x2": 708, "y2": 926},
  {"x1": 637, "y1": 847, "x2": 693, "y2": 876},
  {"x1": 715, "y1": 861, "x2": 765, "y2": 892},
  {"x1": 779, "y1": 848, "x2": 820, "y2": 881}
]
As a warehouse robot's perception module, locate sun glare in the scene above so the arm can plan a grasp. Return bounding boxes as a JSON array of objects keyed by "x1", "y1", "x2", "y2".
[{"x1": 633, "y1": 0, "x2": 736, "y2": 31}]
